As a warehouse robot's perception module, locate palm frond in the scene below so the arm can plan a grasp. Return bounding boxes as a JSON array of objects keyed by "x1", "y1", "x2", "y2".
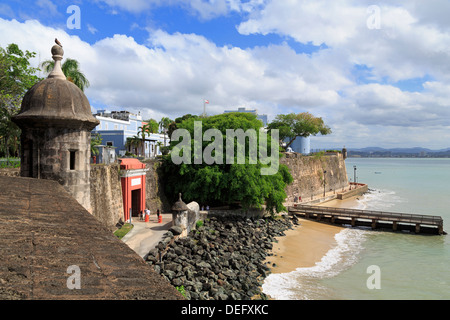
[{"x1": 39, "y1": 58, "x2": 90, "y2": 91}]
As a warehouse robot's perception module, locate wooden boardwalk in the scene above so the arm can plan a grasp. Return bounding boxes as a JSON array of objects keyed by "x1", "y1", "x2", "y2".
[{"x1": 289, "y1": 204, "x2": 445, "y2": 235}]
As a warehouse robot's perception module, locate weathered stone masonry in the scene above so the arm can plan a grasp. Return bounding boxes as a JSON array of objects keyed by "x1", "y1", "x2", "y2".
[
  {"x1": 282, "y1": 153, "x2": 349, "y2": 202},
  {"x1": 90, "y1": 164, "x2": 124, "y2": 231}
]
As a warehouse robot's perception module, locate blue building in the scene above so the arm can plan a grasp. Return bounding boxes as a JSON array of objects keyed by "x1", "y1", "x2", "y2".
[
  {"x1": 224, "y1": 107, "x2": 268, "y2": 126},
  {"x1": 91, "y1": 110, "x2": 168, "y2": 158}
]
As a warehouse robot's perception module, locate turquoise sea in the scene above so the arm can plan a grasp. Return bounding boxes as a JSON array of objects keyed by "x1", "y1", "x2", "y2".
[{"x1": 263, "y1": 158, "x2": 450, "y2": 300}]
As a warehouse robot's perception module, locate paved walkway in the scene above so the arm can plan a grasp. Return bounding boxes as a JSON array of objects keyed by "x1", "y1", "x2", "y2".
[{"x1": 121, "y1": 213, "x2": 173, "y2": 259}]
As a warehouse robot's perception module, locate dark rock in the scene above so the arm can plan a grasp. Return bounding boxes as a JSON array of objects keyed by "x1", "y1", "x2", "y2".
[
  {"x1": 147, "y1": 214, "x2": 293, "y2": 300},
  {"x1": 196, "y1": 261, "x2": 212, "y2": 269},
  {"x1": 169, "y1": 225, "x2": 183, "y2": 235}
]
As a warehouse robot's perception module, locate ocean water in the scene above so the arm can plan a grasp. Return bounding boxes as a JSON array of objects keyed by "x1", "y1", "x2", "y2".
[{"x1": 263, "y1": 158, "x2": 450, "y2": 300}]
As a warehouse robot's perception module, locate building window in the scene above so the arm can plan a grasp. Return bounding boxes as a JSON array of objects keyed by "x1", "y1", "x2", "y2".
[
  {"x1": 106, "y1": 141, "x2": 113, "y2": 147},
  {"x1": 114, "y1": 124, "x2": 118, "y2": 130},
  {"x1": 69, "y1": 150, "x2": 76, "y2": 170}
]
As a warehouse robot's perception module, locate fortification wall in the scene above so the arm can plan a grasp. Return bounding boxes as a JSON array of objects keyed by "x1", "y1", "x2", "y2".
[
  {"x1": 89, "y1": 159, "x2": 172, "y2": 227},
  {"x1": 4, "y1": 153, "x2": 349, "y2": 229},
  {"x1": 90, "y1": 164, "x2": 124, "y2": 231},
  {"x1": 143, "y1": 159, "x2": 172, "y2": 214},
  {"x1": 0, "y1": 168, "x2": 19, "y2": 177},
  {"x1": 281, "y1": 153, "x2": 349, "y2": 202}
]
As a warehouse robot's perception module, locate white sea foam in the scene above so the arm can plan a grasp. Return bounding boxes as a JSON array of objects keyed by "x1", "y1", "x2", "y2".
[
  {"x1": 356, "y1": 188, "x2": 404, "y2": 211},
  {"x1": 262, "y1": 227, "x2": 368, "y2": 300},
  {"x1": 263, "y1": 188, "x2": 403, "y2": 300}
]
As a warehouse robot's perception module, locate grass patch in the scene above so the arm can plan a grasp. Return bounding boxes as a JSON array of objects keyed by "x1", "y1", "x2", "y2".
[{"x1": 114, "y1": 223, "x2": 133, "y2": 239}]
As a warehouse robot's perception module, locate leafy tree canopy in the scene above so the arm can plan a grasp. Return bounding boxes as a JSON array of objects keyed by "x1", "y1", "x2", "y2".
[
  {"x1": 159, "y1": 117, "x2": 173, "y2": 133},
  {"x1": 90, "y1": 133, "x2": 103, "y2": 156},
  {"x1": 162, "y1": 112, "x2": 292, "y2": 215},
  {"x1": 143, "y1": 119, "x2": 159, "y2": 133},
  {"x1": 0, "y1": 43, "x2": 42, "y2": 158},
  {"x1": 267, "y1": 112, "x2": 332, "y2": 149}
]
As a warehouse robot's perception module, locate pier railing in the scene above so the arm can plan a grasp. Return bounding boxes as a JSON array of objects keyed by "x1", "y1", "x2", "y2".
[{"x1": 288, "y1": 205, "x2": 444, "y2": 235}]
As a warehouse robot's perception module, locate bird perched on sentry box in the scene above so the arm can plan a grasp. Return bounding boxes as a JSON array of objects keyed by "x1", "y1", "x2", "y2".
[{"x1": 55, "y1": 38, "x2": 62, "y2": 47}]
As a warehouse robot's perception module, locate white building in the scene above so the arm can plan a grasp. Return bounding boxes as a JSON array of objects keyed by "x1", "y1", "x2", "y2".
[
  {"x1": 91, "y1": 110, "x2": 169, "y2": 158},
  {"x1": 223, "y1": 107, "x2": 268, "y2": 126}
]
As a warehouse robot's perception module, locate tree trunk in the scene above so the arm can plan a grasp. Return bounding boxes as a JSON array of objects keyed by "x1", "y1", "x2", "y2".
[{"x1": 285, "y1": 136, "x2": 297, "y2": 149}]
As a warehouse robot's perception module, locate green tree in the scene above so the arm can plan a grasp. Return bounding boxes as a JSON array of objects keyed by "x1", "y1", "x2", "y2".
[
  {"x1": 138, "y1": 119, "x2": 159, "y2": 157},
  {"x1": 0, "y1": 43, "x2": 42, "y2": 158},
  {"x1": 125, "y1": 135, "x2": 141, "y2": 156},
  {"x1": 167, "y1": 114, "x2": 199, "y2": 138},
  {"x1": 162, "y1": 112, "x2": 293, "y2": 215},
  {"x1": 40, "y1": 58, "x2": 90, "y2": 91},
  {"x1": 159, "y1": 116, "x2": 172, "y2": 146},
  {"x1": 144, "y1": 119, "x2": 159, "y2": 134},
  {"x1": 267, "y1": 112, "x2": 332, "y2": 149},
  {"x1": 90, "y1": 133, "x2": 102, "y2": 156}
]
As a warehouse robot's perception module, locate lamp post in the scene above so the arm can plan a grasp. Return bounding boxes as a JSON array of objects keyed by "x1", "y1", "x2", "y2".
[
  {"x1": 323, "y1": 170, "x2": 327, "y2": 197},
  {"x1": 353, "y1": 165, "x2": 357, "y2": 184}
]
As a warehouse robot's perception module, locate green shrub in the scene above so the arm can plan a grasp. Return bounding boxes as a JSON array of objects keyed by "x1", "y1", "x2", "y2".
[
  {"x1": 196, "y1": 220, "x2": 204, "y2": 229},
  {"x1": 176, "y1": 285, "x2": 186, "y2": 298}
]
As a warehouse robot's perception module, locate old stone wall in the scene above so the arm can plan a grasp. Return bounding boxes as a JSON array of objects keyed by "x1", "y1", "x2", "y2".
[
  {"x1": 5, "y1": 153, "x2": 349, "y2": 228},
  {"x1": 143, "y1": 159, "x2": 171, "y2": 213},
  {"x1": 281, "y1": 153, "x2": 349, "y2": 202},
  {"x1": 0, "y1": 168, "x2": 20, "y2": 177},
  {"x1": 205, "y1": 207, "x2": 267, "y2": 219},
  {"x1": 90, "y1": 163, "x2": 124, "y2": 231}
]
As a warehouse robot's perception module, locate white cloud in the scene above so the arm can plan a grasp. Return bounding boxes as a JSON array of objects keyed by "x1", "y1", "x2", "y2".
[
  {"x1": 0, "y1": 18, "x2": 340, "y2": 119},
  {"x1": 36, "y1": 0, "x2": 59, "y2": 16},
  {"x1": 237, "y1": 0, "x2": 450, "y2": 83},
  {"x1": 238, "y1": 0, "x2": 365, "y2": 46},
  {"x1": 2, "y1": 0, "x2": 450, "y2": 150},
  {"x1": 96, "y1": 0, "x2": 263, "y2": 19},
  {"x1": 96, "y1": 0, "x2": 156, "y2": 13},
  {"x1": 87, "y1": 24, "x2": 98, "y2": 34},
  {"x1": 0, "y1": 3, "x2": 15, "y2": 19}
]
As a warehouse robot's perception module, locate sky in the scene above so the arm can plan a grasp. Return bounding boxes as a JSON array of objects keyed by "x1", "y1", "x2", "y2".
[{"x1": 1, "y1": 0, "x2": 450, "y2": 150}]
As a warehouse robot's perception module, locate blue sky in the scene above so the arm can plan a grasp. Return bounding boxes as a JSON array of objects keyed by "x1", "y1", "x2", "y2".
[{"x1": 1, "y1": 0, "x2": 450, "y2": 149}]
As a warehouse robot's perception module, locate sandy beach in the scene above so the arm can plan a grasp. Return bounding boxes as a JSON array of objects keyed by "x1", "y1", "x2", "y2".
[{"x1": 265, "y1": 196, "x2": 360, "y2": 274}]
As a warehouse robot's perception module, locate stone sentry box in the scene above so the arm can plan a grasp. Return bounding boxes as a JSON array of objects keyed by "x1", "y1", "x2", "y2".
[
  {"x1": 171, "y1": 194, "x2": 199, "y2": 237},
  {"x1": 12, "y1": 42, "x2": 99, "y2": 212}
]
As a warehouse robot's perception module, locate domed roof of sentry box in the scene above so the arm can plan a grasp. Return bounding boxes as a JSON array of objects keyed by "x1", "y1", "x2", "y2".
[
  {"x1": 12, "y1": 41, "x2": 99, "y2": 129},
  {"x1": 171, "y1": 193, "x2": 189, "y2": 212}
]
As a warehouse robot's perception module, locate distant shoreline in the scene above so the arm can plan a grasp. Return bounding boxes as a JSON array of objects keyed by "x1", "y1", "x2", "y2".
[{"x1": 347, "y1": 155, "x2": 450, "y2": 158}]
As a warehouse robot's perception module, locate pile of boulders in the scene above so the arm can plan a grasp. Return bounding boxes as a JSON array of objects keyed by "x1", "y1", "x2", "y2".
[{"x1": 146, "y1": 215, "x2": 297, "y2": 300}]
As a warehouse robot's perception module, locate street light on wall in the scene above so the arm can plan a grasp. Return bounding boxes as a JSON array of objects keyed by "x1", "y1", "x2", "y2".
[{"x1": 323, "y1": 170, "x2": 327, "y2": 197}]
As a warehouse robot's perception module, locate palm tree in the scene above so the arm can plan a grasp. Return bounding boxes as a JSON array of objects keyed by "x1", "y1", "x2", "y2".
[
  {"x1": 138, "y1": 120, "x2": 159, "y2": 158},
  {"x1": 125, "y1": 136, "x2": 141, "y2": 156},
  {"x1": 159, "y1": 117, "x2": 172, "y2": 147},
  {"x1": 40, "y1": 58, "x2": 90, "y2": 91},
  {"x1": 90, "y1": 133, "x2": 102, "y2": 156}
]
